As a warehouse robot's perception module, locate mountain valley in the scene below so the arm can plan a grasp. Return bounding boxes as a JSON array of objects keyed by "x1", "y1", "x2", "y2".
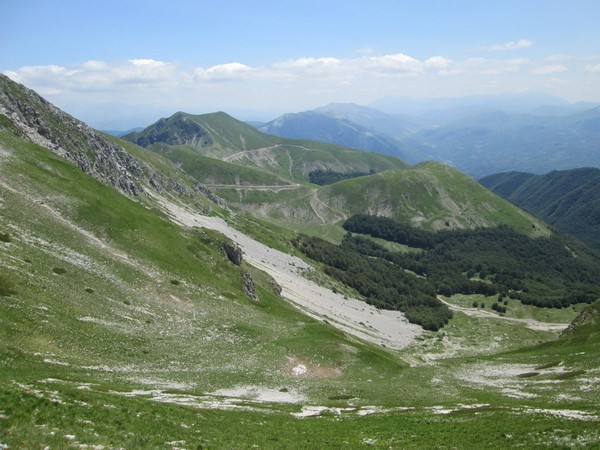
[{"x1": 1, "y1": 74, "x2": 600, "y2": 448}]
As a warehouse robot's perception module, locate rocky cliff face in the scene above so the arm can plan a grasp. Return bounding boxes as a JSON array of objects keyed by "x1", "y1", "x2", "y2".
[{"x1": 0, "y1": 74, "x2": 189, "y2": 198}]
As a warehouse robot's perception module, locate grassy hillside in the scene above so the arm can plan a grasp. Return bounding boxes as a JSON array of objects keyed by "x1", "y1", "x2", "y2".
[
  {"x1": 481, "y1": 168, "x2": 600, "y2": 252},
  {"x1": 124, "y1": 110, "x2": 408, "y2": 183},
  {"x1": 317, "y1": 162, "x2": 549, "y2": 236},
  {"x1": 124, "y1": 110, "x2": 551, "y2": 242},
  {"x1": 2, "y1": 75, "x2": 600, "y2": 449}
]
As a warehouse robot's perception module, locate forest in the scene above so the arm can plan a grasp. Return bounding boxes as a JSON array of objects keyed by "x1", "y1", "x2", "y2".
[
  {"x1": 293, "y1": 233, "x2": 453, "y2": 331},
  {"x1": 342, "y1": 214, "x2": 600, "y2": 309},
  {"x1": 294, "y1": 214, "x2": 600, "y2": 331},
  {"x1": 308, "y1": 169, "x2": 374, "y2": 185}
]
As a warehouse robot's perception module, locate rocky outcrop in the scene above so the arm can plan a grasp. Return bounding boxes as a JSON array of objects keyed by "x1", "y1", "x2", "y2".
[
  {"x1": 224, "y1": 242, "x2": 243, "y2": 266},
  {"x1": 0, "y1": 74, "x2": 194, "y2": 199},
  {"x1": 243, "y1": 272, "x2": 258, "y2": 301},
  {"x1": 195, "y1": 183, "x2": 227, "y2": 208},
  {"x1": 562, "y1": 301, "x2": 600, "y2": 337}
]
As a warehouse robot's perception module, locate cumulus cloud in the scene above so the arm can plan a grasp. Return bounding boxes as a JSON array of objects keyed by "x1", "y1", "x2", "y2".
[
  {"x1": 3, "y1": 50, "x2": 598, "y2": 128},
  {"x1": 490, "y1": 39, "x2": 533, "y2": 51},
  {"x1": 273, "y1": 53, "x2": 454, "y2": 78},
  {"x1": 4, "y1": 58, "x2": 179, "y2": 94},
  {"x1": 194, "y1": 62, "x2": 253, "y2": 81},
  {"x1": 274, "y1": 57, "x2": 345, "y2": 76}
]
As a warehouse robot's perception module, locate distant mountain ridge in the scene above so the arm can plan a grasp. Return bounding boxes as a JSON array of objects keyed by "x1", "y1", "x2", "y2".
[
  {"x1": 258, "y1": 109, "x2": 408, "y2": 157},
  {"x1": 399, "y1": 106, "x2": 600, "y2": 176},
  {"x1": 124, "y1": 110, "x2": 409, "y2": 185},
  {"x1": 480, "y1": 167, "x2": 600, "y2": 252},
  {"x1": 256, "y1": 98, "x2": 600, "y2": 177}
]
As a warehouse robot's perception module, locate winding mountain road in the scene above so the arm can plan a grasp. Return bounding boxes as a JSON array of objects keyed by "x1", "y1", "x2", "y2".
[{"x1": 438, "y1": 297, "x2": 569, "y2": 332}]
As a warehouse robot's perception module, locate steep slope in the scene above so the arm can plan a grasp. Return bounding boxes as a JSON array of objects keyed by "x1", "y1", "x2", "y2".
[
  {"x1": 0, "y1": 69, "x2": 420, "y2": 423},
  {"x1": 481, "y1": 168, "x2": 600, "y2": 252},
  {"x1": 0, "y1": 75, "x2": 198, "y2": 199}
]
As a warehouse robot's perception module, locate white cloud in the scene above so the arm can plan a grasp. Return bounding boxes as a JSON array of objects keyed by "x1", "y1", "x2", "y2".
[
  {"x1": 194, "y1": 62, "x2": 253, "y2": 82},
  {"x1": 532, "y1": 64, "x2": 568, "y2": 74},
  {"x1": 3, "y1": 50, "x2": 599, "y2": 128},
  {"x1": 424, "y1": 56, "x2": 453, "y2": 70},
  {"x1": 4, "y1": 59, "x2": 180, "y2": 94},
  {"x1": 366, "y1": 53, "x2": 421, "y2": 72},
  {"x1": 586, "y1": 63, "x2": 600, "y2": 73},
  {"x1": 274, "y1": 57, "x2": 345, "y2": 76},
  {"x1": 129, "y1": 58, "x2": 166, "y2": 68},
  {"x1": 490, "y1": 39, "x2": 533, "y2": 51},
  {"x1": 273, "y1": 53, "x2": 454, "y2": 79}
]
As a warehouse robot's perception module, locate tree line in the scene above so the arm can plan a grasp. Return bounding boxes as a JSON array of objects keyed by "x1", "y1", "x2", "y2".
[
  {"x1": 292, "y1": 234, "x2": 452, "y2": 331},
  {"x1": 342, "y1": 214, "x2": 600, "y2": 309},
  {"x1": 308, "y1": 169, "x2": 374, "y2": 186}
]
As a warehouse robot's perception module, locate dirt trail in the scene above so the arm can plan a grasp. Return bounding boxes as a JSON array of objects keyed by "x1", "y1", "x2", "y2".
[
  {"x1": 222, "y1": 145, "x2": 279, "y2": 162},
  {"x1": 438, "y1": 297, "x2": 569, "y2": 332},
  {"x1": 204, "y1": 184, "x2": 301, "y2": 191},
  {"x1": 158, "y1": 199, "x2": 423, "y2": 349}
]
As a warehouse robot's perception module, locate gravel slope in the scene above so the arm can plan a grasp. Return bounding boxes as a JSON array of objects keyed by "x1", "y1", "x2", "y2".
[{"x1": 159, "y1": 199, "x2": 422, "y2": 349}]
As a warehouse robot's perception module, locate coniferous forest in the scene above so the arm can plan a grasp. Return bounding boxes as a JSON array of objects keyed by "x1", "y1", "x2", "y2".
[{"x1": 295, "y1": 214, "x2": 600, "y2": 330}]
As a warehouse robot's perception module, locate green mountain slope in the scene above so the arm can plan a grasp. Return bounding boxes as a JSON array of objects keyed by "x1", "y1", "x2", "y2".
[
  {"x1": 480, "y1": 168, "x2": 600, "y2": 251},
  {"x1": 124, "y1": 110, "x2": 408, "y2": 184},
  {"x1": 125, "y1": 111, "x2": 549, "y2": 239},
  {"x1": 2, "y1": 74, "x2": 600, "y2": 449},
  {"x1": 316, "y1": 162, "x2": 549, "y2": 236}
]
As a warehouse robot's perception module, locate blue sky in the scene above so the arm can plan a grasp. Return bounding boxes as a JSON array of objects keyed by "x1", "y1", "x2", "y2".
[{"x1": 2, "y1": 0, "x2": 600, "y2": 128}]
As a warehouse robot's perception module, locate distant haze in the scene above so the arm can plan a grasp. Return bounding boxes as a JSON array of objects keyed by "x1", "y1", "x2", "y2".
[{"x1": 2, "y1": 1, "x2": 599, "y2": 129}]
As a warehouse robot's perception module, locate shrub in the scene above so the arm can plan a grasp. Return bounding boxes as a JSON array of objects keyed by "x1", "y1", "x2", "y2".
[
  {"x1": 0, "y1": 233, "x2": 11, "y2": 243},
  {"x1": 52, "y1": 267, "x2": 67, "y2": 274}
]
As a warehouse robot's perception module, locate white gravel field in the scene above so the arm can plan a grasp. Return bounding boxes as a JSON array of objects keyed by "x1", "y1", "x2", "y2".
[{"x1": 160, "y1": 199, "x2": 422, "y2": 350}]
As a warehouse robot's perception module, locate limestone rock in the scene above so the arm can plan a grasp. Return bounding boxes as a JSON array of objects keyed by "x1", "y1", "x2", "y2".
[
  {"x1": 224, "y1": 243, "x2": 243, "y2": 266},
  {"x1": 243, "y1": 272, "x2": 258, "y2": 301}
]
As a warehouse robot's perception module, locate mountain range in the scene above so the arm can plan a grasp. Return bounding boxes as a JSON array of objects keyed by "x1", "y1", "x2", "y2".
[
  {"x1": 254, "y1": 98, "x2": 600, "y2": 178},
  {"x1": 2, "y1": 73, "x2": 600, "y2": 448},
  {"x1": 123, "y1": 110, "x2": 547, "y2": 236}
]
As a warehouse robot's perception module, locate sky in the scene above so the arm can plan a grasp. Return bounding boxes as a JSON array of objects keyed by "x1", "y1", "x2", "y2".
[{"x1": 2, "y1": 0, "x2": 600, "y2": 129}]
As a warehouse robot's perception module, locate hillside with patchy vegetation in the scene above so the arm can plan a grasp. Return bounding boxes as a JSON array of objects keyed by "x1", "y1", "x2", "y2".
[{"x1": 1, "y1": 74, "x2": 599, "y2": 449}]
